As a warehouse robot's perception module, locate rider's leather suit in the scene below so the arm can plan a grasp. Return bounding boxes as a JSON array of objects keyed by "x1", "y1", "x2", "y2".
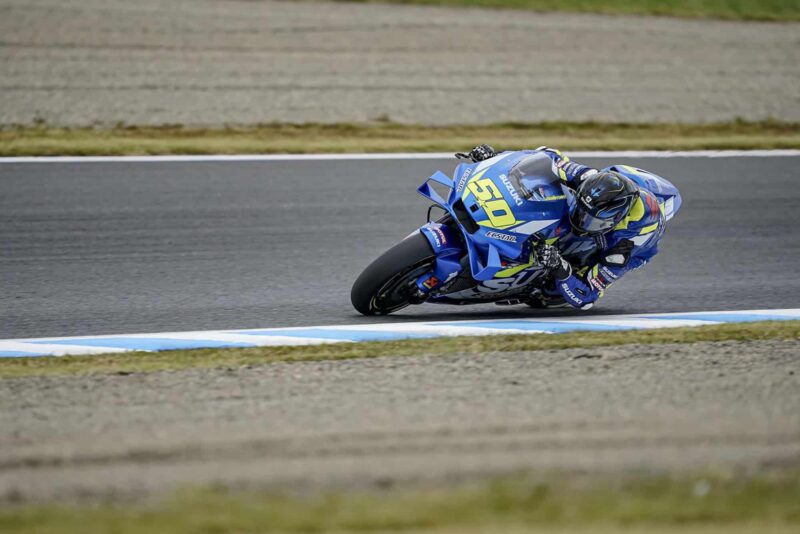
[{"x1": 533, "y1": 148, "x2": 682, "y2": 309}]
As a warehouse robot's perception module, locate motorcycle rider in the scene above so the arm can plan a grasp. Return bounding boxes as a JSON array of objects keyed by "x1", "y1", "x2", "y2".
[{"x1": 457, "y1": 144, "x2": 678, "y2": 310}]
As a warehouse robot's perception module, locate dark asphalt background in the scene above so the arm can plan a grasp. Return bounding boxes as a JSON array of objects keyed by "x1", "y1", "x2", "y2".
[{"x1": 1, "y1": 156, "x2": 799, "y2": 339}]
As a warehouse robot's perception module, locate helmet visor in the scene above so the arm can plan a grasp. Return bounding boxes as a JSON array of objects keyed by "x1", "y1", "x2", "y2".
[{"x1": 570, "y1": 208, "x2": 617, "y2": 235}]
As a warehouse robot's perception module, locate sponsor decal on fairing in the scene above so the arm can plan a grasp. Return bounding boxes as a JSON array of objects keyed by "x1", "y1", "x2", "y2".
[
  {"x1": 456, "y1": 167, "x2": 473, "y2": 193},
  {"x1": 444, "y1": 268, "x2": 546, "y2": 299},
  {"x1": 433, "y1": 226, "x2": 447, "y2": 246},
  {"x1": 428, "y1": 228, "x2": 441, "y2": 247},
  {"x1": 499, "y1": 173, "x2": 524, "y2": 206},
  {"x1": 486, "y1": 231, "x2": 517, "y2": 243}
]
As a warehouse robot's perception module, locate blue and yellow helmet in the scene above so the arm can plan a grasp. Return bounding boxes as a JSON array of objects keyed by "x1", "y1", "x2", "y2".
[{"x1": 569, "y1": 171, "x2": 639, "y2": 235}]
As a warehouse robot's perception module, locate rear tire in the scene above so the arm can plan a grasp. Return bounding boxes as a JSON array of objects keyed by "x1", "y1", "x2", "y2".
[{"x1": 351, "y1": 232, "x2": 436, "y2": 316}]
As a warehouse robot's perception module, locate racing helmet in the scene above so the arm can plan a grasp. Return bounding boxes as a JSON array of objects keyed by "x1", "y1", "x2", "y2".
[{"x1": 569, "y1": 171, "x2": 639, "y2": 235}]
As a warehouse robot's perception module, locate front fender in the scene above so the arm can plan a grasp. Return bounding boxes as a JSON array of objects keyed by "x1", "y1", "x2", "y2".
[
  {"x1": 419, "y1": 223, "x2": 460, "y2": 255},
  {"x1": 417, "y1": 223, "x2": 465, "y2": 292}
]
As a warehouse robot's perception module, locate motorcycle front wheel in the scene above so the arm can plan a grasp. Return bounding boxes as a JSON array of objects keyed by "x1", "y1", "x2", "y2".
[{"x1": 350, "y1": 232, "x2": 436, "y2": 316}]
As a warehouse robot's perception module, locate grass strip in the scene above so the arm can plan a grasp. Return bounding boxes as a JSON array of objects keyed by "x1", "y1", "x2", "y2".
[
  {"x1": 330, "y1": 0, "x2": 800, "y2": 22},
  {"x1": 2, "y1": 320, "x2": 797, "y2": 378},
  {"x1": 1, "y1": 471, "x2": 799, "y2": 533},
  {"x1": 1, "y1": 120, "x2": 799, "y2": 156}
]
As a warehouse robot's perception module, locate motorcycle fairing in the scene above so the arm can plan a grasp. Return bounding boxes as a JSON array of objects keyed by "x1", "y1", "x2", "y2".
[{"x1": 417, "y1": 151, "x2": 569, "y2": 282}]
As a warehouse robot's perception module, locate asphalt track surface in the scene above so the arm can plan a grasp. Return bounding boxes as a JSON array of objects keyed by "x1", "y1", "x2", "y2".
[{"x1": 2, "y1": 155, "x2": 800, "y2": 339}]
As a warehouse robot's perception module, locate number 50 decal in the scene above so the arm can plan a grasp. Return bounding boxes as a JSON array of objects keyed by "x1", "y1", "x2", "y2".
[{"x1": 466, "y1": 178, "x2": 518, "y2": 229}]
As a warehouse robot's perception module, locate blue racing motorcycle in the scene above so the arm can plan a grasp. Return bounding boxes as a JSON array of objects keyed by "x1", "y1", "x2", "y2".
[{"x1": 351, "y1": 150, "x2": 679, "y2": 315}]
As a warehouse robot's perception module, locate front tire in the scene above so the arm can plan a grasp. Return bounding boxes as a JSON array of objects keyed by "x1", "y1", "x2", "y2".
[{"x1": 351, "y1": 232, "x2": 436, "y2": 316}]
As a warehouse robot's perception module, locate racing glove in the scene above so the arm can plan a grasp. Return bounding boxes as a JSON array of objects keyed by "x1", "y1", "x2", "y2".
[
  {"x1": 455, "y1": 144, "x2": 497, "y2": 162},
  {"x1": 536, "y1": 243, "x2": 572, "y2": 280}
]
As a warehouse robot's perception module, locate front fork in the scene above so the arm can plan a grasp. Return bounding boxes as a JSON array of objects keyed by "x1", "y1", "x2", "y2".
[{"x1": 414, "y1": 222, "x2": 465, "y2": 295}]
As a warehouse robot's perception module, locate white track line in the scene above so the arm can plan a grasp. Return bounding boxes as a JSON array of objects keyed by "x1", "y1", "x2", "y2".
[
  {"x1": 0, "y1": 341, "x2": 130, "y2": 357},
  {"x1": 1, "y1": 150, "x2": 799, "y2": 164}
]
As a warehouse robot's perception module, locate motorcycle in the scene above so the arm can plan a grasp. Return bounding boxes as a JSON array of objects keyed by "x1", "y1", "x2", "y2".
[{"x1": 351, "y1": 150, "x2": 681, "y2": 316}]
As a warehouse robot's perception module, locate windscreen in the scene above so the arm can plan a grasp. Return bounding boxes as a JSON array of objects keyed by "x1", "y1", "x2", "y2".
[{"x1": 508, "y1": 153, "x2": 559, "y2": 200}]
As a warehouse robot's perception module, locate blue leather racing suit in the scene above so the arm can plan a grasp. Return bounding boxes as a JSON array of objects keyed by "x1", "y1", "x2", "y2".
[{"x1": 535, "y1": 148, "x2": 682, "y2": 309}]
